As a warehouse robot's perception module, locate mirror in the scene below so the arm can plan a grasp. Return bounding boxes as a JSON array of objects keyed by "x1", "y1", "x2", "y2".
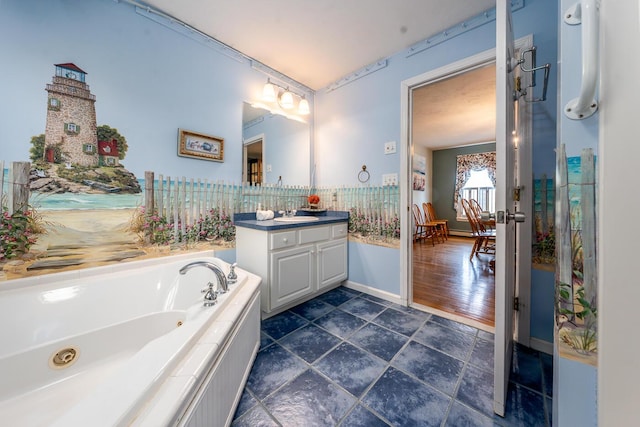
[{"x1": 242, "y1": 102, "x2": 310, "y2": 186}]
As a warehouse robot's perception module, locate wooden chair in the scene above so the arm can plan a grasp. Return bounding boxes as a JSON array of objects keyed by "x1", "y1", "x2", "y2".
[
  {"x1": 461, "y1": 198, "x2": 495, "y2": 260},
  {"x1": 412, "y1": 204, "x2": 437, "y2": 246},
  {"x1": 424, "y1": 202, "x2": 449, "y2": 239},
  {"x1": 470, "y1": 198, "x2": 494, "y2": 232},
  {"x1": 422, "y1": 202, "x2": 447, "y2": 242}
]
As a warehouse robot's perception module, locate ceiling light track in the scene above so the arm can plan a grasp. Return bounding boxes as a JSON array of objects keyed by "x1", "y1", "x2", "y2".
[
  {"x1": 129, "y1": 1, "x2": 248, "y2": 63},
  {"x1": 406, "y1": 0, "x2": 525, "y2": 58},
  {"x1": 325, "y1": 60, "x2": 388, "y2": 93},
  {"x1": 121, "y1": 0, "x2": 313, "y2": 97},
  {"x1": 325, "y1": 0, "x2": 524, "y2": 93}
]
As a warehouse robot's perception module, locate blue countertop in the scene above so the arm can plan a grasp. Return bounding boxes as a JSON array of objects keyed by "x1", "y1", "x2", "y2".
[{"x1": 234, "y1": 211, "x2": 349, "y2": 231}]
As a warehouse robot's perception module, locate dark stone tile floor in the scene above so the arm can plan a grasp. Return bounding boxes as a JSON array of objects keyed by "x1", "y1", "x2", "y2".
[{"x1": 233, "y1": 286, "x2": 552, "y2": 426}]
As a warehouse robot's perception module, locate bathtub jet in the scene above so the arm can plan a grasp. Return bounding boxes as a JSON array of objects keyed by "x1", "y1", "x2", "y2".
[{"x1": 179, "y1": 261, "x2": 229, "y2": 306}]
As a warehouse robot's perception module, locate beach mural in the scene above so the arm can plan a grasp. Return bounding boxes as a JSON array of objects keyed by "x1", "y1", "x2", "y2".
[
  {"x1": 532, "y1": 173, "x2": 555, "y2": 266},
  {"x1": 555, "y1": 144, "x2": 597, "y2": 365},
  {"x1": 0, "y1": 63, "x2": 215, "y2": 280}
]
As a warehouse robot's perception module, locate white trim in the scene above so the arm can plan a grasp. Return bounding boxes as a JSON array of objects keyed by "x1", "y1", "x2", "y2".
[
  {"x1": 411, "y1": 301, "x2": 495, "y2": 333},
  {"x1": 448, "y1": 230, "x2": 474, "y2": 238},
  {"x1": 399, "y1": 77, "x2": 411, "y2": 307},
  {"x1": 598, "y1": 1, "x2": 640, "y2": 424},
  {"x1": 343, "y1": 280, "x2": 402, "y2": 305},
  {"x1": 530, "y1": 337, "x2": 553, "y2": 355},
  {"x1": 515, "y1": 34, "x2": 534, "y2": 347},
  {"x1": 400, "y1": 35, "x2": 533, "y2": 342}
]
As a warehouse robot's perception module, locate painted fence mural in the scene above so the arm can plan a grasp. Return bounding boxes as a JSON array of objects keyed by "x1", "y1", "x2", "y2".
[
  {"x1": 555, "y1": 144, "x2": 597, "y2": 365},
  {"x1": 532, "y1": 172, "x2": 555, "y2": 266},
  {"x1": 1, "y1": 162, "x2": 400, "y2": 280}
]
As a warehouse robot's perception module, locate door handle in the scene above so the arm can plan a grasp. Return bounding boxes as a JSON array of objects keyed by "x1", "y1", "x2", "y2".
[
  {"x1": 494, "y1": 209, "x2": 525, "y2": 224},
  {"x1": 480, "y1": 211, "x2": 494, "y2": 221}
]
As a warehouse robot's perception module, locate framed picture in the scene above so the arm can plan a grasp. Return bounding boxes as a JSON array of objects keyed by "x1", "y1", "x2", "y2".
[
  {"x1": 413, "y1": 154, "x2": 426, "y2": 191},
  {"x1": 178, "y1": 129, "x2": 224, "y2": 162}
]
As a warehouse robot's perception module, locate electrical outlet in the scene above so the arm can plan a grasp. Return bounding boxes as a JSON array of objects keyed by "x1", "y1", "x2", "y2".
[
  {"x1": 382, "y1": 173, "x2": 398, "y2": 186},
  {"x1": 266, "y1": 164, "x2": 272, "y2": 172},
  {"x1": 384, "y1": 141, "x2": 397, "y2": 154}
]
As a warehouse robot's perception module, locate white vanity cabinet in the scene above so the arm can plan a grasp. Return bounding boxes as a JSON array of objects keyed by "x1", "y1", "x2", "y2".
[{"x1": 235, "y1": 221, "x2": 348, "y2": 316}]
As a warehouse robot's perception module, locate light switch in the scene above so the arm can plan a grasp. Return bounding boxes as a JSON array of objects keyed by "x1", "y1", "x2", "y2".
[
  {"x1": 382, "y1": 173, "x2": 398, "y2": 186},
  {"x1": 384, "y1": 141, "x2": 397, "y2": 154}
]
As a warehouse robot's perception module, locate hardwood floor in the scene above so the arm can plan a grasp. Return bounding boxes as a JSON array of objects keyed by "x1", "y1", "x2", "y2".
[{"x1": 412, "y1": 236, "x2": 495, "y2": 327}]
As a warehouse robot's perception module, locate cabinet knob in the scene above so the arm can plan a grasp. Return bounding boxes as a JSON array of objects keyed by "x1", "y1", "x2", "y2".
[{"x1": 282, "y1": 238, "x2": 288, "y2": 243}]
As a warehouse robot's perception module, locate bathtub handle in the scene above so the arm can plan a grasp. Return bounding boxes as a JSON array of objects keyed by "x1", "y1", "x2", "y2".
[
  {"x1": 201, "y1": 282, "x2": 218, "y2": 306},
  {"x1": 227, "y1": 263, "x2": 238, "y2": 284}
]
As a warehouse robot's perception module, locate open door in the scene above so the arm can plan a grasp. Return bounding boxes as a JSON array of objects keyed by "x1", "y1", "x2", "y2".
[{"x1": 494, "y1": 0, "x2": 522, "y2": 416}]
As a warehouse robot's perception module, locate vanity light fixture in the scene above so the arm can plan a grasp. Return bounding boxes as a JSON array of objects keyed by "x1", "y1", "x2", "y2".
[{"x1": 261, "y1": 79, "x2": 310, "y2": 115}]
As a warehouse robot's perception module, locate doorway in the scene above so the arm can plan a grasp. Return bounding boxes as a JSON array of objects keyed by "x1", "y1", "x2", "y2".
[
  {"x1": 243, "y1": 135, "x2": 264, "y2": 185},
  {"x1": 411, "y1": 62, "x2": 498, "y2": 331},
  {"x1": 400, "y1": 37, "x2": 533, "y2": 336}
]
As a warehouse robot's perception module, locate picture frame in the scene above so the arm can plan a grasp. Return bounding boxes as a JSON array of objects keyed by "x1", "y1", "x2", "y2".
[
  {"x1": 177, "y1": 129, "x2": 224, "y2": 162},
  {"x1": 413, "y1": 154, "x2": 426, "y2": 191}
]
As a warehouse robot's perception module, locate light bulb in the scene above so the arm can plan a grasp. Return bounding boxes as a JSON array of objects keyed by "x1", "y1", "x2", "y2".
[
  {"x1": 280, "y1": 90, "x2": 294, "y2": 109},
  {"x1": 262, "y1": 82, "x2": 276, "y2": 102},
  {"x1": 298, "y1": 98, "x2": 310, "y2": 115}
]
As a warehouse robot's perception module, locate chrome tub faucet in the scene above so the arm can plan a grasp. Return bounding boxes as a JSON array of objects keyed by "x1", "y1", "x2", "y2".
[{"x1": 179, "y1": 261, "x2": 229, "y2": 306}]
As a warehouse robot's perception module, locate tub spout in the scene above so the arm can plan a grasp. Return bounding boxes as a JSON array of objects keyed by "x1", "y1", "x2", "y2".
[{"x1": 179, "y1": 261, "x2": 229, "y2": 296}]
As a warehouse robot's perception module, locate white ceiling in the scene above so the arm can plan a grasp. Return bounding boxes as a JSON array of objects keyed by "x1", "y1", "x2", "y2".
[
  {"x1": 141, "y1": 0, "x2": 495, "y2": 90},
  {"x1": 412, "y1": 63, "x2": 496, "y2": 149},
  {"x1": 141, "y1": 0, "x2": 497, "y2": 149}
]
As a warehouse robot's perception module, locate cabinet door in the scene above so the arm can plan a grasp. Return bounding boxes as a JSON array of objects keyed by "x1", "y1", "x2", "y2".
[
  {"x1": 317, "y1": 238, "x2": 348, "y2": 290},
  {"x1": 270, "y1": 245, "x2": 315, "y2": 309}
]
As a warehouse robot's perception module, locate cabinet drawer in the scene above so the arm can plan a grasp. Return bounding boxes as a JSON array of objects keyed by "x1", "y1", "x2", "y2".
[
  {"x1": 332, "y1": 223, "x2": 348, "y2": 239},
  {"x1": 299, "y1": 226, "x2": 330, "y2": 244},
  {"x1": 270, "y1": 230, "x2": 297, "y2": 250}
]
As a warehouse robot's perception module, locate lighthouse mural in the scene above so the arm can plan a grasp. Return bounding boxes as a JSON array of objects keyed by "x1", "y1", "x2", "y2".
[{"x1": 44, "y1": 63, "x2": 98, "y2": 166}]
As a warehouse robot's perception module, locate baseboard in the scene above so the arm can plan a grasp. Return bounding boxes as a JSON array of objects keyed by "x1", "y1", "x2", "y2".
[
  {"x1": 343, "y1": 281, "x2": 403, "y2": 305},
  {"x1": 530, "y1": 337, "x2": 553, "y2": 355},
  {"x1": 449, "y1": 230, "x2": 473, "y2": 237}
]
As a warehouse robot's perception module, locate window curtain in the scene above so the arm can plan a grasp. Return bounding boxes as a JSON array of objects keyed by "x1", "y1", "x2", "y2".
[{"x1": 453, "y1": 152, "x2": 496, "y2": 209}]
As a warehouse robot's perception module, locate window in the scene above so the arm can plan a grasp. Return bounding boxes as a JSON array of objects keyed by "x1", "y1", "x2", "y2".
[
  {"x1": 453, "y1": 151, "x2": 496, "y2": 219},
  {"x1": 457, "y1": 169, "x2": 495, "y2": 220},
  {"x1": 83, "y1": 144, "x2": 95, "y2": 154},
  {"x1": 64, "y1": 123, "x2": 80, "y2": 134},
  {"x1": 48, "y1": 98, "x2": 60, "y2": 110}
]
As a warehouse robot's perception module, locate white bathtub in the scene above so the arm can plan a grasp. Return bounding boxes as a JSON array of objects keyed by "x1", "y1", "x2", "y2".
[{"x1": 0, "y1": 251, "x2": 261, "y2": 427}]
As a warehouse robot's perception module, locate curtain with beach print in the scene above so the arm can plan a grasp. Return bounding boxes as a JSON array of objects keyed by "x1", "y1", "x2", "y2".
[{"x1": 453, "y1": 152, "x2": 496, "y2": 209}]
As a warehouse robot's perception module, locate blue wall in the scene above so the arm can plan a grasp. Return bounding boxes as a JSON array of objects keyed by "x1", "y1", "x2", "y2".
[
  {"x1": 0, "y1": 0, "x2": 310, "y2": 183},
  {"x1": 555, "y1": 0, "x2": 598, "y2": 424},
  {"x1": 531, "y1": 268, "x2": 554, "y2": 343},
  {"x1": 1, "y1": 0, "x2": 557, "y2": 345},
  {"x1": 314, "y1": 0, "x2": 558, "y2": 303},
  {"x1": 348, "y1": 241, "x2": 400, "y2": 295}
]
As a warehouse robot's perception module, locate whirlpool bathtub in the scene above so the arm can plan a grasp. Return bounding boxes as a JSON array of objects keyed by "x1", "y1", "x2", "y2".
[{"x1": 0, "y1": 251, "x2": 261, "y2": 426}]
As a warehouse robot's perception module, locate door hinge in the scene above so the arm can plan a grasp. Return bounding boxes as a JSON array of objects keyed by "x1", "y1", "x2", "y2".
[
  {"x1": 513, "y1": 297, "x2": 520, "y2": 311},
  {"x1": 513, "y1": 186, "x2": 521, "y2": 201}
]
